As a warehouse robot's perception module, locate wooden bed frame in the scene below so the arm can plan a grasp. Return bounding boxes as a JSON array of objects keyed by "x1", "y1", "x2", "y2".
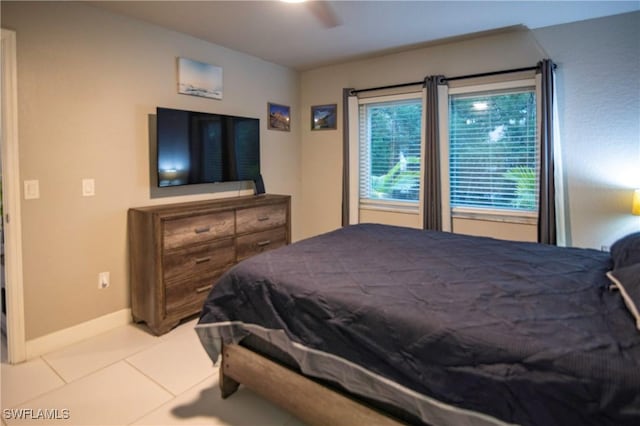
[{"x1": 219, "y1": 343, "x2": 405, "y2": 426}]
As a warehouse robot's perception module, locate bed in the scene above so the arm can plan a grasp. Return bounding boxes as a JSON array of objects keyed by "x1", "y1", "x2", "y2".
[{"x1": 195, "y1": 223, "x2": 640, "y2": 426}]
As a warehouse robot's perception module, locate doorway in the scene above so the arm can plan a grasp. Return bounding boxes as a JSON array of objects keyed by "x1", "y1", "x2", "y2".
[{"x1": 1, "y1": 28, "x2": 26, "y2": 364}]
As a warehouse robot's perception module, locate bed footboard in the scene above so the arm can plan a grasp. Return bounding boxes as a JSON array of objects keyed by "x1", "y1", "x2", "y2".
[{"x1": 219, "y1": 343, "x2": 405, "y2": 426}]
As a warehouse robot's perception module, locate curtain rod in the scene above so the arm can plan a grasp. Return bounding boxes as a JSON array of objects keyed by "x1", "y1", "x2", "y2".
[
  {"x1": 445, "y1": 65, "x2": 540, "y2": 82},
  {"x1": 351, "y1": 80, "x2": 423, "y2": 95},
  {"x1": 351, "y1": 63, "x2": 554, "y2": 95}
]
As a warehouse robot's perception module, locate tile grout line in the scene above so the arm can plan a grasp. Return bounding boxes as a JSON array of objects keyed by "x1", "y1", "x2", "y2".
[
  {"x1": 36, "y1": 331, "x2": 169, "y2": 392},
  {"x1": 41, "y1": 322, "x2": 192, "y2": 386},
  {"x1": 123, "y1": 358, "x2": 178, "y2": 397},
  {"x1": 7, "y1": 357, "x2": 148, "y2": 410},
  {"x1": 42, "y1": 354, "x2": 146, "y2": 385},
  {"x1": 9, "y1": 360, "x2": 174, "y2": 426},
  {"x1": 3, "y1": 356, "x2": 67, "y2": 409},
  {"x1": 40, "y1": 355, "x2": 70, "y2": 384},
  {"x1": 3, "y1": 323, "x2": 200, "y2": 416},
  {"x1": 125, "y1": 368, "x2": 217, "y2": 426},
  {"x1": 38, "y1": 325, "x2": 166, "y2": 384},
  {"x1": 7, "y1": 357, "x2": 177, "y2": 425},
  {"x1": 122, "y1": 370, "x2": 176, "y2": 426}
]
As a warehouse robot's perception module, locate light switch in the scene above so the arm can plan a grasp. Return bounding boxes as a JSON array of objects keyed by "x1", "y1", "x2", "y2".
[
  {"x1": 24, "y1": 180, "x2": 40, "y2": 200},
  {"x1": 82, "y1": 178, "x2": 95, "y2": 197}
]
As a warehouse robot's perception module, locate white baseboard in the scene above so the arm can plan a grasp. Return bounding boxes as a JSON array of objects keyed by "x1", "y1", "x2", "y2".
[{"x1": 25, "y1": 308, "x2": 132, "y2": 360}]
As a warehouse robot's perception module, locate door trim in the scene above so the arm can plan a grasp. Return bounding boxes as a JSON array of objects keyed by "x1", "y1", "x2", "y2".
[{"x1": 1, "y1": 28, "x2": 26, "y2": 363}]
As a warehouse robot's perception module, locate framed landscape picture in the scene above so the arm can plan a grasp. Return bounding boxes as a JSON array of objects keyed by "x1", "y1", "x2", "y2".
[
  {"x1": 178, "y1": 57, "x2": 223, "y2": 100},
  {"x1": 311, "y1": 104, "x2": 337, "y2": 130},
  {"x1": 268, "y1": 102, "x2": 291, "y2": 131}
]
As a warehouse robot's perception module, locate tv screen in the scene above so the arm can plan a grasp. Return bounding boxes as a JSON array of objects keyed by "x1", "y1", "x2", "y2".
[{"x1": 156, "y1": 107, "x2": 260, "y2": 187}]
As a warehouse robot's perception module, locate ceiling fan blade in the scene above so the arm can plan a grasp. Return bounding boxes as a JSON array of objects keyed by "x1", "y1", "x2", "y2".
[{"x1": 307, "y1": 1, "x2": 341, "y2": 28}]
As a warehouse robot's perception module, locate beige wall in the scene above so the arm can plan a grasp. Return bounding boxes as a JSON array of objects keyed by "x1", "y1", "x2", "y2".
[
  {"x1": 533, "y1": 12, "x2": 640, "y2": 249},
  {"x1": 300, "y1": 12, "x2": 640, "y2": 246},
  {"x1": 2, "y1": 2, "x2": 301, "y2": 340},
  {"x1": 359, "y1": 209, "x2": 421, "y2": 229},
  {"x1": 300, "y1": 29, "x2": 547, "y2": 240},
  {"x1": 453, "y1": 219, "x2": 537, "y2": 242}
]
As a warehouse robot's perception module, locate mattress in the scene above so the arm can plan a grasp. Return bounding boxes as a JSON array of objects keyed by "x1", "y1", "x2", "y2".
[{"x1": 196, "y1": 224, "x2": 640, "y2": 426}]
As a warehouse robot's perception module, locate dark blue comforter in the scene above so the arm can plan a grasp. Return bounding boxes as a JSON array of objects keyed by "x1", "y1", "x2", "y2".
[{"x1": 198, "y1": 224, "x2": 640, "y2": 425}]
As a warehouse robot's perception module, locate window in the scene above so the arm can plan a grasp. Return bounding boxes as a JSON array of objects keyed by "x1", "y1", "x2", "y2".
[
  {"x1": 449, "y1": 87, "x2": 538, "y2": 213},
  {"x1": 359, "y1": 95, "x2": 423, "y2": 208}
]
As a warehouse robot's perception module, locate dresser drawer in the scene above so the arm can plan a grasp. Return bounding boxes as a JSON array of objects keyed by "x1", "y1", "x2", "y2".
[
  {"x1": 165, "y1": 272, "x2": 223, "y2": 317},
  {"x1": 163, "y1": 210, "x2": 234, "y2": 251},
  {"x1": 163, "y1": 238, "x2": 235, "y2": 285},
  {"x1": 236, "y1": 203, "x2": 287, "y2": 234},
  {"x1": 237, "y1": 227, "x2": 287, "y2": 261}
]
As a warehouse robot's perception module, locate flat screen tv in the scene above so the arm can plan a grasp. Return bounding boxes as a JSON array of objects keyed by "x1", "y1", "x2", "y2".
[{"x1": 156, "y1": 107, "x2": 260, "y2": 187}]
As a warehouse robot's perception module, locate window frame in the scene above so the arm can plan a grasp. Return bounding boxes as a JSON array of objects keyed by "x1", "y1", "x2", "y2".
[
  {"x1": 357, "y1": 92, "x2": 425, "y2": 214},
  {"x1": 445, "y1": 78, "x2": 540, "y2": 224}
]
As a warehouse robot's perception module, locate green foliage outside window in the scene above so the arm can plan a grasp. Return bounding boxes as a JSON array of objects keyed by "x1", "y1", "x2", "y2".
[
  {"x1": 503, "y1": 166, "x2": 537, "y2": 210},
  {"x1": 364, "y1": 99, "x2": 422, "y2": 202},
  {"x1": 371, "y1": 156, "x2": 420, "y2": 200},
  {"x1": 449, "y1": 90, "x2": 538, "y2": 211}
]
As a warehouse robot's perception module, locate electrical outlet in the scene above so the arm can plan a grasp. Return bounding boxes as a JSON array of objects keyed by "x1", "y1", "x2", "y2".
[{"x1": 98, "y1": 272, "x2": 110, "y2": 289}]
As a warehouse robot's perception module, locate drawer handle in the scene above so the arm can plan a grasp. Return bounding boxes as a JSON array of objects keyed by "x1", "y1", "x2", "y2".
[
  {"x1": 194, "y1": 257, "x2": 211, "y2": 264},
  {"x1": 257, "y1": 216, "x2": 270, "y2": 222},
  {"x1": 257, "y1": 240, "x2": 271, "y2": 247},
  {"x1": 195, "y1": 284, "x2": 213, "y2": 294},
  {"x1": 194, "y1": 226, "x2": 211, "y2": 234}
]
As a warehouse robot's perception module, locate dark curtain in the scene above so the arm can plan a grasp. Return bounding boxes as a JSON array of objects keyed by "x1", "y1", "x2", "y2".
[
  {"x1": 538, "y1": 60, "x2": 557, "y2": 245},
  {"x1": 342, "y1": 88, "x2": 354, "y2": 227},
  {"x1": 423, "y1": 76, "x2": 446, "y2": 231}
]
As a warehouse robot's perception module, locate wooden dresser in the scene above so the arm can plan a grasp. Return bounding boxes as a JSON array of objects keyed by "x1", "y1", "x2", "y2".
[{"x1": 128, "y1": 194, "x2": 291, "y2": 335}]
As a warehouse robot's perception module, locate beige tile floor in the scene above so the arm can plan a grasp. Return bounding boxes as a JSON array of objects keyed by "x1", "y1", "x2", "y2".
[{"x1": 0, "y1": 319, "x2": 306, "y2": 426}]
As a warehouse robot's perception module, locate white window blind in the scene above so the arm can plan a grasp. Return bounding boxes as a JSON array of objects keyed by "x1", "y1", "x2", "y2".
[
  {"x1": 449, "y1": 88, "x2": 538, "y2": 212},
  {"x1": 358, "y1": 97, "x2": 423, "y2": 205}
]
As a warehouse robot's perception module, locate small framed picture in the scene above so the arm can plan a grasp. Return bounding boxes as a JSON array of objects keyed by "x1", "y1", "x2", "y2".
[
  {"x1": 267, "y1": 102, "x2": 291, "y2": 131},
  {"x1": 311, "y1": 104, "x2": 337, "y2": 130}
]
